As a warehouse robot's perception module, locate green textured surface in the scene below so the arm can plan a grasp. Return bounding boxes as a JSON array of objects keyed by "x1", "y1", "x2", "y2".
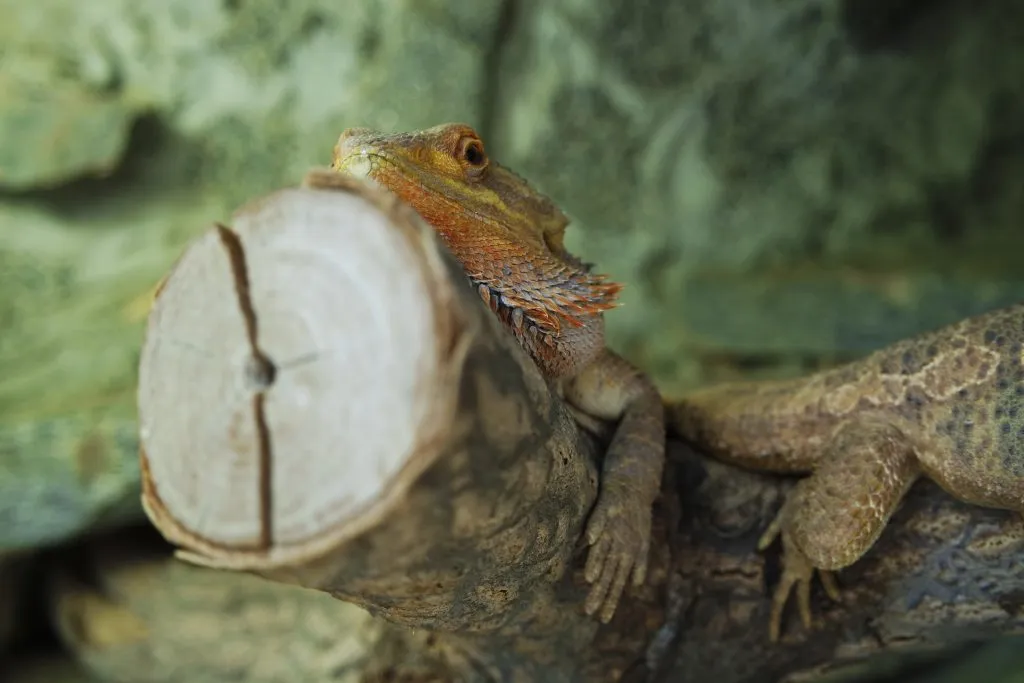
[
  {"x1": 488, "y1": 0, "x2": 1024, "y2": 389},
  {"x1": 0, "y1": 186, "x2": 232, "y2": 551},
  {"x1": 0, "y1": 72, "x2": 142, "y2": 190},
  {"x1": 681, "y1": 269, "x2": 1024, "y2": 354},
  {"x1": 0, "y1": 417, "x2": 141, "y2": 550},
  {"x1": 0, "y1": 0, "x2": 500, "y2": 551},
  {"x1": 0, "y1": 0, "x2": 1023, "y2": 679},
  {"x1": 0, "y1": 0, "x2": 1021, "y2": 554},
  {"x1": 815, "y1": 637, "x2": 1024, "y2": 683}
]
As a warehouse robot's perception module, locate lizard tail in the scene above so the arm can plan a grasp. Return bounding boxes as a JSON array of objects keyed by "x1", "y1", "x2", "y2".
[{"x1": 660, "y1": 377, "x2": 826, "y2": 473}]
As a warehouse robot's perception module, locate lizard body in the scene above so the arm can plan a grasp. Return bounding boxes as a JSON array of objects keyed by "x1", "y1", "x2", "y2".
[
  {"x1": 668, "y1": 304, "x2": 1024, "y2": 640},
  {"x1": 331, "y1": 123, "x2": 666, "y2": 624}
]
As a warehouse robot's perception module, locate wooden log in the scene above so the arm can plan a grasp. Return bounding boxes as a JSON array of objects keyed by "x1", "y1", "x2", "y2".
[
  {"x1": 44, "y1": 454, "x2": 1024, "y2": 683},
  {"x1": 135, "y1": 170, "x2": 668, "y2": 682},
  {"x1": 39, "y1": 526, "x2": 672, "y2": 683},
  {"x1": 652, "y1": 442, "x2": 1024, "y2": 683},
  {"x1": 134, "y1": 170, "x2": 1024, "y2": 683}
]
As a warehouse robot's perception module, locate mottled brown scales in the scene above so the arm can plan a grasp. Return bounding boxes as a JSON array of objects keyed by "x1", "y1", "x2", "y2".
[
  {"x1": 668, "y1": 304, "x2": 1024, "y2": 641},
  {"x1": 331, "y1": 123, "x2": 666, "y2": 624}
]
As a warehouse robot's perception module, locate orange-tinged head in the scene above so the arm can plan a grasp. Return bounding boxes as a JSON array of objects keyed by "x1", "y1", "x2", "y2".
[{"x1": 331, "y1": 123, "x2": 622, "y2": 336}]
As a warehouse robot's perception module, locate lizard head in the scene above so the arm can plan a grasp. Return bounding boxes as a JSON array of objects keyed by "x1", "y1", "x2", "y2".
[{"x1": 331, "y1": 123, "x2": 622, "y2": 335}]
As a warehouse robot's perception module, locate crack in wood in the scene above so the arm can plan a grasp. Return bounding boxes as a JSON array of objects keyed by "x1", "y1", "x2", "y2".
[
  {"x1": 215, "y1": 222, "x2": 276, "y2": 552},
  {"x1": 215, "y1": 223, "x2": 261, "y2": 351},
  {"x1": 252, "y1": 391, "x2": 273, "y2": 551}
]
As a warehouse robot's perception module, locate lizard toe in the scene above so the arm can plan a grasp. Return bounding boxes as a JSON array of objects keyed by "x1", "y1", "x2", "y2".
[
  {"x1": 585, "y1": 522, "x2": 646, "y2": 622},
  {"x1": 631, "y1": 542, "x2": 649, "y2": 587},
  {"x1": 757, "y1": 509, "x2": 785, "y2": 552},
  {"x1": 768, "y1": 571, "x2": 796, "y2": 643},
  {"x1": 582, "y1": 481, "x2": 653, "y2": 621},
  {"x1": 584, "y1": 533, "x2": 612, "y2": 583},
  {"x1": 599, "y1": 554, "x2": 632, "y2": 623},
  {"x1": 820, "y1": 570, "x2": 841, "y2": 602},
  {"x1": 797, "y1": 572, "x2": 813, "y2": 630},
  {"x1": 768, "y1": 528, "x2": 835, "y2": 641},
  {"x1": 584, "y1": 555, "x2": 616, "y2": 618},
  {"x1": 585, "y1": 505, "x2": 610, "y2": 546}
]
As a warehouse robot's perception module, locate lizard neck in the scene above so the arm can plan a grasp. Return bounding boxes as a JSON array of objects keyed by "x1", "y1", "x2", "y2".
[{"x1": 372, "y1": 166, "x2": 623, "y2": 342}]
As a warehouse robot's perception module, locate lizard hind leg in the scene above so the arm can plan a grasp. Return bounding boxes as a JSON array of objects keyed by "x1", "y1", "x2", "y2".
[{"x1": 759, "y1": 417, "x2": 920, "y2": 642}]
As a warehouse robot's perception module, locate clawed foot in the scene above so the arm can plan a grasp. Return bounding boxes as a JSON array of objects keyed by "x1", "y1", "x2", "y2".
[
  {"x1": 582, "y1": 486, "x2": 651, "y2": 624},
  {"x1": 758, "y1": 513, "x2": 841, "y2": 642}
]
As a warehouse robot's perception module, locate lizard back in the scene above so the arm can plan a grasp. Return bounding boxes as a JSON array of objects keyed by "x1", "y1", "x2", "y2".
[{"x1": 670, "y1": 303, "x2": 1024, "y2": 509}]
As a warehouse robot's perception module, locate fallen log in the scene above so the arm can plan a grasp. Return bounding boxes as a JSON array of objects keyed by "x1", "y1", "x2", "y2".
[
  {"x1": 135, "y1": 170, "x2": 1024, "y2": 683},
  {"x1": 652, "y1": 443, "x2": 1024, "y2": 683},
  {"x1": 135, "y1": 170, "x2": 670, "y2": 682}
]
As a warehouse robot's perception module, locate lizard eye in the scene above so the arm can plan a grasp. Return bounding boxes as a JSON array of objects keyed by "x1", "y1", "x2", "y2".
[{"x1": 459, "y1": 137, "x2": 488, "y2": 172}]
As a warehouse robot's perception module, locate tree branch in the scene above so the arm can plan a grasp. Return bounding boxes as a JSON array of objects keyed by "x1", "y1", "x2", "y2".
[
  {"x1": 655, "y1": 441, "x2": 1024, "y2": 683},
  {"x1": 133, "y1": 171, "x2": 1024, "y2": 683},
  {"x1": 135, "y1": 170, "x2": 669, "y2": 682}
]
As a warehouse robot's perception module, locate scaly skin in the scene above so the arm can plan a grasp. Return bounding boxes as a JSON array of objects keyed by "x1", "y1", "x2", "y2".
[
  {"x1": 667, "y1": 305, "x2": 1024, "y2": 641},
  {"x1": 331, "y1": 123, "x2": 666, "y2": 624}
]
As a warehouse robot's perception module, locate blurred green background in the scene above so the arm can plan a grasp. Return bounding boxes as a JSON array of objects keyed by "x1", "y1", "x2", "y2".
[{"x1": 1, "y1": 0, "x2": 1023, "y2": 680}]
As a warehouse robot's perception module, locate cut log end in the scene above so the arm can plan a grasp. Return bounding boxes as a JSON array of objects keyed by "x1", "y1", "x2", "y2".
[{"x1": 137, "y1": 176, "x2": 467, "y2": 570}]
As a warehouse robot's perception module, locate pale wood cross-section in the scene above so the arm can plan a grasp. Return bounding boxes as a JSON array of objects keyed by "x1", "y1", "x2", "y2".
[
  {"x1": 135, "y1": 170, "x2": 668, "y2": 682},
  {"x1": 138, "y1": 171, "x2": 466, "y2": 568}
]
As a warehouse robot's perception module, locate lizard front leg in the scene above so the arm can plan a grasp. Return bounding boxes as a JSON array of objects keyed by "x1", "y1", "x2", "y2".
[
  {"x1": 563, "y1": 349, "x2": 666, "y2": 624},
  {"x1": 760, "y1": 417, "x2": 920, "y2": 641}
]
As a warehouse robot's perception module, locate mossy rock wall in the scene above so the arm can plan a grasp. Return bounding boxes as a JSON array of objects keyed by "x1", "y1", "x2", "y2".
[{"x1": 1, "y1": 0, "x2": 1022, "y2": 562}]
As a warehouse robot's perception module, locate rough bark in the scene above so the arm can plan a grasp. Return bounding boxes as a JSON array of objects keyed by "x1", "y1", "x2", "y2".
[
  {"x1": 134, "y1": 172, "x2": 1024, "y2": 683},
  {"x1": 49, "y1": 450, "x2": 1024, "y2": 683},
  {"x1": 658, "y1": 442, "x2": 1024, "y2": 683},
  {"x1": 35, "y1": 454, "x2": 1024, "y2": 683}
]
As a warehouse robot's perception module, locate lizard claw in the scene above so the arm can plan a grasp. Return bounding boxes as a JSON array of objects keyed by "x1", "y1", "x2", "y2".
[
  {"x1": 582, "y1": 486, "x2": 651, "y2": 624},
  {"x1": 760, "y1": 518, "x2": 840, "y2": 642}
]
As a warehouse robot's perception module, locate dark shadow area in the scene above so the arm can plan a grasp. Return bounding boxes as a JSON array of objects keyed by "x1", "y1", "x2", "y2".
[
  {"x1": 841, "y1": 0, "x2": 961, "y2": 52},
  {"x1": 0, "y1": 113, "x2": 204, "y2": 220}
]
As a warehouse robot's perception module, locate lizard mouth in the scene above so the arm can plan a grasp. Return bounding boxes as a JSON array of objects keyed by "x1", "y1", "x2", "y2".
[
  {"x1": 332, "y1": 150, "x2": 383, "y2": 189},
  {"x1": 333, "y1": 150, "x2": 494, "y2": 233},
  {"x1": 332, "y1": 149, "x2": 623, "y2": 335},
  {"x1": 333, "y1": 150, "x2": 466, "y2": 217}
]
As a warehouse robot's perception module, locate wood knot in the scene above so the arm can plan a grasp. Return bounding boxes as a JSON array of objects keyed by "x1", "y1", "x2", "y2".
[{"x1": 244, "y1": 353, "x2": 277, "y2": 392}]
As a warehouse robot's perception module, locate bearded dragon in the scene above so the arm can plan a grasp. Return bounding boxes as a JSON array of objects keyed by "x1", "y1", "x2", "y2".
[
  {"x1": 330, "y1": 124, "x2": 1024, "y2": 644},
  {"x1": 668, "y1": 304, "x2": 1024, "y2": 641},
  {"x1": 331, "y1": 123, "x2": 666, "y2": 624}
]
